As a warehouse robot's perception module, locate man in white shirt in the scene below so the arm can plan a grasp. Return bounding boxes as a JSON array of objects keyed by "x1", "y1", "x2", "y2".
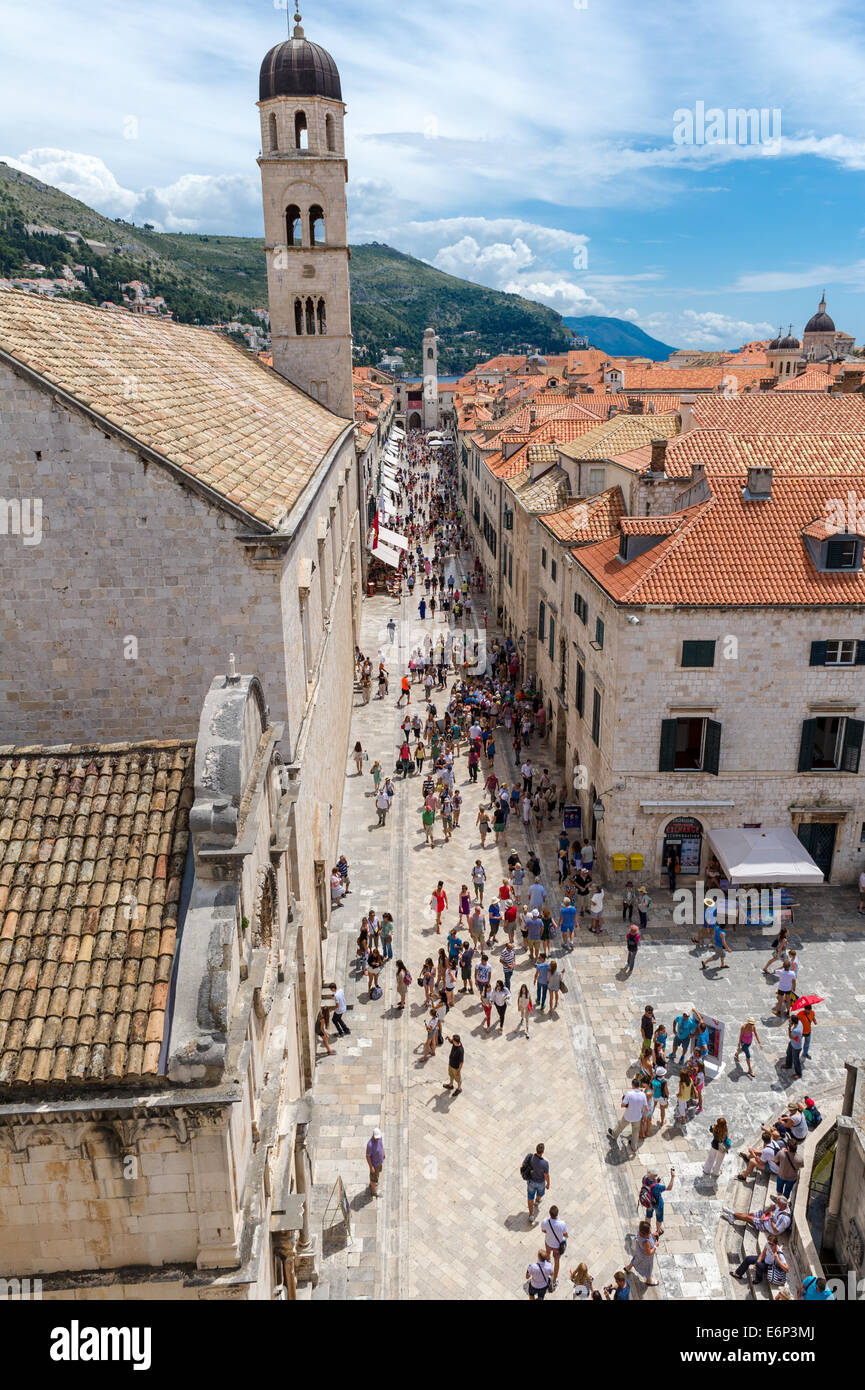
[
  {"x1": 608, "y1": 1085, "x2": 649, "y2": 1149},
  {"x1": 541, "y1": 1206, "x2": 569, "y2": 1287},
  {"x1": 376, "y1": 788, "x2": 390, "y2": 826},
  {"x1": 521, "y1": 760, "x2": 534, "y2": 792},
  {"x1": 589, "y1": 887, "x2": 605, "y2": 934},
  {"x1": 526, "y1": 1250, "x2": 554, "y2": 1301},
  {"x1": 329, "y1": 983, "x2": 350, "y2": 1036}
]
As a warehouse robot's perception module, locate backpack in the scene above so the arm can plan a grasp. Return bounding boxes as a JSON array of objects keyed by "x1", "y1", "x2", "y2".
[
  {"x1": 804, "y1": 1098, "x2": 822, "y2": 1129},
  {"x1": 639, "y1": 1175, "x2": 663, "y2": 1209},
  {"x1": 404, "y1": 971, "x2": 412, "y2": 986},
  {"x1": 520, "y1": 1153, "x2": 534, "y2": 1181}
]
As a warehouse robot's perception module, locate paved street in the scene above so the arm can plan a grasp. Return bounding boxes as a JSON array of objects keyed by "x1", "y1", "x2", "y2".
[{"x1": 308, "y1": 549, "x2": 865, "y2": 1302}]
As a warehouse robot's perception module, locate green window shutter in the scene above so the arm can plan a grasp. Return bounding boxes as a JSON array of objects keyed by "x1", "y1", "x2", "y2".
[
  {"x1": 538, "y1": 601, "x2": 546, "y2": 641},
  {"x1": 549, "y1": 616, "x2": 556, "y2": 661},
  {"x1": 682, "y1": 640, "x2": 716, "y2": 667},
  {"x1": 809, "y1": 641, "x2": 828, "y2": 666},
  {"x1": 591, "y1": 689, "x2": 601, "y2": 746},
  {"x1": 703, "y1": 719, "x2": 722, "y2": 775},
  {"x1": 575, "y1": 662, "x2": 585, "y2": 716},
  {"x1": 842, "y1": 718, "x2": 864, "y2": 773},
  {"x1": 595, "y1": 617, "x2": 605, "y2": 649},
  {"x1": 855, "y1": 641, "x2": 865, "y2": 666},
  {"x1": 659, "y1": 719, "x2": 678, "y2": 771},
  {"x1": 798, "y1": 719, "x2": 817, "y2": 772}
]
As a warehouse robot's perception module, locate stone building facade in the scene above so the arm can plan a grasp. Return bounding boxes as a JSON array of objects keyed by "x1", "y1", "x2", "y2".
[{"x1": 0, "y1": 674, "x2": 321, "y2": 1299}]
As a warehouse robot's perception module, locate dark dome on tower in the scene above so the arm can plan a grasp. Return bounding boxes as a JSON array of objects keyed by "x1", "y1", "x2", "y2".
[
  {"x1": 804, "y1": 295, "x2": 835, "y2": 335},
  {"x1": 259, "y1": 12, "x2": 342, "y2": 102}
]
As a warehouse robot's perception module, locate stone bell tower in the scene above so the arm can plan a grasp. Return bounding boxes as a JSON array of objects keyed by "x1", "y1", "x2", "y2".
[
  {"x1": 422, "y1": 327, "x2": 440, "y2": 428},
  {"x1": 257, "y1": 10, "x2": 353, "y2": 418}
]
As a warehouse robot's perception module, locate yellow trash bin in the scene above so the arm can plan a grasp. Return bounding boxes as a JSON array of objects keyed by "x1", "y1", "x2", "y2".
[
  {"x1": 612, "y1": 853, "x2": 628, "y2": 873},
  {"x1": 629, "y1": 853, "x2": 644, "y2": 872}
]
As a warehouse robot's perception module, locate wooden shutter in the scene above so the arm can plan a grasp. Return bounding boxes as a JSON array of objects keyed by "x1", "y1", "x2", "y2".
[
  {"x1": 703, "y1": 719, "x2": 722, "y2": 775},
  {"x1": 797, "y1": 719, "x2": 817, "y2": 772},
  {"x1": 855, "y1": 641, "x2": 865, "y2": 666},
  {"x1": 575, "y1": 662, "x2": 585, "y2": 716},
  {"x1": 809, "y1": 641, "x2": 828, "y2": 666},
  {"x1": 538, "y1": 601, "x2": 545, "y2": 641},
  {"x1": 659, "y1": 719, "x2": 678, "y2": 771},
  {"x1": 842, "y1": 718, "x2": 864, "y2": 774}
]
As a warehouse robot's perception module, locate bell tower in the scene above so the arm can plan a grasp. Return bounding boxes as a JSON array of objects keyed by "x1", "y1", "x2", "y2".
[
  {"x1": 257, "y1": 10, "x2": 353, "y2": 418},
  {"x1": 422, "y1": 327, "x2": 440, "y2": 428}
]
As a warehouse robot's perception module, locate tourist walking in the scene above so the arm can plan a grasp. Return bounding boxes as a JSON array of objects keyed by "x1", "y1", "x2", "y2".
[
  {"x1": 366, "y1": 1128, "x2": 385, "y2": 1196},
  {"x1": 526, "y1": 1251, "x2": 554, "y2": 1301},
  {"x1": 492, "y1": 980, "x2": 510, "y2": 1031},
  {"x1": 523, "y1": 1143, "x2": 550, "y2": 1222},
  {"x1": 703, "y1": 1117, "x2": 731, "y2": 1177},
  {"x1": 444, "y1": 1033, "x2": 464, "y2": 1094},
  {"x1": 734, "y1": 1018, "x2": 763, "y2": 1076},
  {"x1": 608, "y1": 1084, "x2": 649, "y2": 1150},
  {"x1": 517, "y1": 983, "x2": 532, "y2": 1037},
  {"x1": 624, "y1": 1219, "x2": 659, "y2": 1287},
  {"x1": 541, "y1": 1207, "x2": 569, "y2": 1288}
]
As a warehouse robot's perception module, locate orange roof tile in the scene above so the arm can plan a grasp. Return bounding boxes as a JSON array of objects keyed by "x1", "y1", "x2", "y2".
[
  {"x1": 0, "y1": 741, "x2": 194, "y2": 1087},
  {"x1": 542, "y1": 487, "x2": 626, "y2": 543},
  {"x1": 574, "y1": 472, "x2": 865, "y2": 607}
]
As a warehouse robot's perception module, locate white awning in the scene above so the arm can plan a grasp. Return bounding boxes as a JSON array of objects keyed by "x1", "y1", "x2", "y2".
[
  {"x1": 369, "y1": 541, "x2": 401, "y2": 567},
  {"x1": 706, "y1": 826, "x2": 825, "y2": 886},
  {"x1": 381, "y1": 467, "x2": 400, "y2": 482},
  {"x1": 377, "y1": 525, "x2": 408, "y2": 550}
]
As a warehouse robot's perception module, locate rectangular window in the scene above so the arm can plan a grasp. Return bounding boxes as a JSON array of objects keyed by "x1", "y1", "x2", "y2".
[
  {"x1": 659, "y1": 717, "x2": 722, "y2": 774},
  {"x1": 594, "y1": 617, "x2": 605, "y2": 650},
  {"x1": 573, "y1": 593, "x2": 588, "y2": 624},
  {"x1": 548, "y1": 614, "x2": 556, "y2": 661},
  {"x1": 588, "y1": 467, "x2": 605, "y2": 495},
  {"x1": 575, "y1": 660, "x2": 585, "y2": 716},
  {"x1": 541, "y1": 547, "x2": 547, "y2": 570},
  {"x1": 798, "y1": 716, "x2": 863, "y2": 772},
  {"x1": 551, "y1": 558, "x2": 557, "y2": 582},
  {"x1": 811, "y1": 639, "x2": 863, "y2": 666},
  {"x1": 538, "y1": 600, "x2": 546, "y2": 642},
  {"x1": 682, "y1": 640, "x2": 716, "y2": 668},
  {"x1": 826, "y1": 538, "x2": 859, "y2": 570},
  {"x1": 591, "y1": 688, "x2": 601, "y2": 746},
  {"x1": 508, "y1": 551, "x2": 513, "y2": 587}
]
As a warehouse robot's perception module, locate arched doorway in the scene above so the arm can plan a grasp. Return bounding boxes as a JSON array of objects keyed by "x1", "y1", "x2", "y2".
[
  {"x1": 662, "y1": 816, "x2": 704, "y2": 877},
  {"x1": 408, "y1": 411, "x2": 422, "y2": 429}
]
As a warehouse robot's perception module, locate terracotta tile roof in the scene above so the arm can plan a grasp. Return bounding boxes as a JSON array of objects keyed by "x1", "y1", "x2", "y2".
[
  {"x1": 614, "y1": 365, "x2": 772, "y2": 391},
  {"x1": 662, "y1": 428, "x2": 865, "y2": 480},
  {"x1": 605, "y1": 443, "x2": 654, "y2": 474},
  {"x1": 492, "y1": 399, "x2": 602, "y2": 434},
  {"x1": 581, "y1": 393, "x2": 680, "y2": 415},
  {"x1": 573, "y1": 472, "x2": 865, "y2": 607},
  {"x1": 774, "y1": 365, "x2": 834, "y2": 392},
  {"x1": 488, "y1": 419, "x2": 604, "y2": 479},
  {"x1": 620, "y1": 514, "x2": 683, "y2": 535},
  {"x1": 566, "y1": 348, "x2": 611, "y2": 376},
  {"x1": 0, "y1": 740, "x2": 195, "y2": 1088},
  {"x1": 558, "y1": 411, "x2": 681, "y2": 462},
  {"x1": 542, "y1": 486, "x2": 626, "y2": 543},
  {"x1": 526, "y1": 444, "x2": 558, "y2": 465},
  {"x1": 0, "y1": 289, "x2": 348, "y2": 530},
  {"x1": 510, "y1": 467, "x2": 570, "y2": 513},
  {"x1": 691, "y1": 393, "x2": 865, "y2": 433}
]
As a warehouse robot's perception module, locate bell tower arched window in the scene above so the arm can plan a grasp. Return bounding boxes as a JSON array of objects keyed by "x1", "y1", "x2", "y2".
[
  {"x1": 317, "y1": 298, "x2": 327, "y2": 335},
  {"x1": 325, "y1": 113, "x2": 336, "y2": 152},
  {"x1": 294, "y1": 298, "x2": 303, "y2": 335},
  {"x1": 268, "y1": 112, "x2": 278, "y2": 153},
  {"x1": 305, "y1": 297, "x2": 316, "y2": 335},
  {"x1": 309, "y1": 205, "x2": 325, "y2": 246},
  {"x1": 285, "y1": 204, "x2": 302, "y2": 247},
  {"x1": 295, "y1": 110, "x2": 308, "y2": 150}
]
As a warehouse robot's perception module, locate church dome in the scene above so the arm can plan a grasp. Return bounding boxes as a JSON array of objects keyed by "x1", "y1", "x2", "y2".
[
  {"x1": 804, "y1": 295, "x2": 835, "y2": 335},
  {"x1": 259, "y1": 12, "x2": 342, "y2": 102}
]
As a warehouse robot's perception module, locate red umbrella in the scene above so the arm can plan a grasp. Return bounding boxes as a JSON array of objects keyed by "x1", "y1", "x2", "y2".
[{"x1": 792, "y1": 995, "x2": 824, "y2": 1010}]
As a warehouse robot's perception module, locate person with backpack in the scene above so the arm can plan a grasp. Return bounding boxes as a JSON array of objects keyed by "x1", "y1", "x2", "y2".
[
  {"x1": 522, "y1": 1143, "x2": 550, "y2": 1222},
  {"x1": 651, "y1": 1066, "x2": 669, "y2": 1130},
  {"x1": 703, "y1": 1117, "x2": 732, "y2": 1177},
  {"x1": 640, "y1": 1167, "x2": 674, "y2": 1236},
  {"x1": 526, "y1": 1249, "x2": 554, "y2": 1300}
]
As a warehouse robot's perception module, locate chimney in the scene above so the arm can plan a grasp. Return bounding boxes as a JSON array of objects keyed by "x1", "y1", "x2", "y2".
[
  {"x1": 609, "y1": 404, "x2": 618, "y2": 417},
  {"x1": 679, "y1": 391, "x2": 697, "y2": 433},
  {"x1": 529, "y1": 408, "x2": 537, "y2": 425},
  {"x1": 628, "y1": 397, "x2": 645, "y2": 415},
  {"x1": 744, "y1": 465, "x2": 772, "y2": 500},
  {"x1": 650, "y1": 438, "x2": 668, "y2": 472}
]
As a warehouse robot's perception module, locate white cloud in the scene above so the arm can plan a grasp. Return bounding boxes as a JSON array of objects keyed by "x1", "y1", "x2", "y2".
[
  {"x1": 433, "y1": 235, "x2": 535, "y2": 280},
  {"x1": 2, "y1": 148, "x2": 260, "y2": 235},
  {"x1": 638, "y1": 309, "x2": 776, "y2": 348},
  {"x1": 504, "y1": 279, "x2": 607, "y2": 317}
]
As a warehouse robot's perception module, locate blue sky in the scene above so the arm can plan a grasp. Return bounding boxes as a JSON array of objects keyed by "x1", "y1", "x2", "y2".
[{"x1": 2, "y1": 0, "x2": 864, "y2": 348}]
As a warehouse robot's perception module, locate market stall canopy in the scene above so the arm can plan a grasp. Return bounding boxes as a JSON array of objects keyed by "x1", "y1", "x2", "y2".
[
  {"x1": 706, "y1": 826, "x2": 824, "y2": 886},
  {"x1": 376, "y1": 525, "x2": 408, "y2": 550},
  {"x1": 369, "y1": 541, "x2": 401, "y2": 567}
]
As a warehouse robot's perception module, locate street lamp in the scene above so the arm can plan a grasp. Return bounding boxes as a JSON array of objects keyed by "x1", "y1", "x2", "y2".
[{"x1": 517, "y1": 634, "x2": 526, "y2": 655}]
